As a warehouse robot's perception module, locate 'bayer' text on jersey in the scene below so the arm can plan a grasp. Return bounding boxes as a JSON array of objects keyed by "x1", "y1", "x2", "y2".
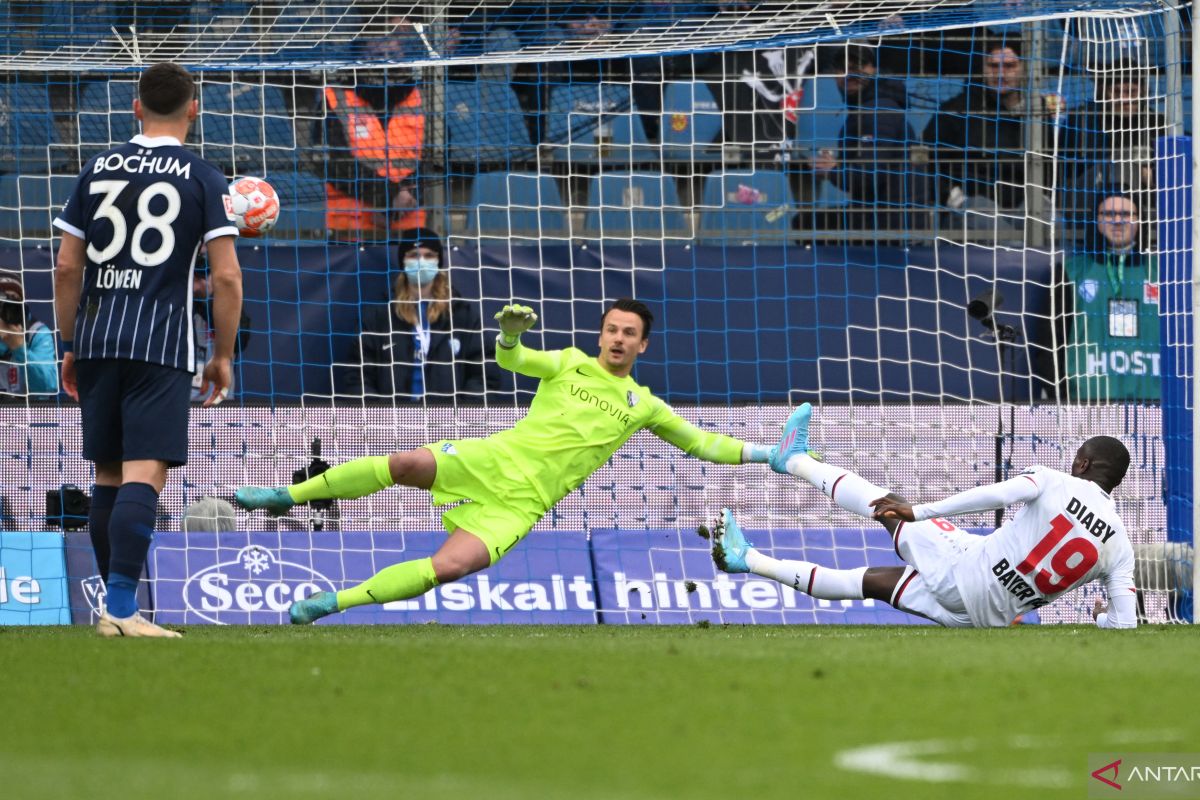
[{"x1": 53, "y1": 134, "x2": 239, "y2": 372}]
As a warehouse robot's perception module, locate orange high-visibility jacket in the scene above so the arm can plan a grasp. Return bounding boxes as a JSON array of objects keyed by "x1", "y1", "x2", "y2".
[{"x1": 324, "y1": 86, "x2": 425, "y2": 231}]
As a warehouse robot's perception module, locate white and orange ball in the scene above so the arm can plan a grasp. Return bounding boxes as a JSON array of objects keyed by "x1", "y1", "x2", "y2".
[{"x1": 227, "y1": 176, "x2": 280, "y2": 237}]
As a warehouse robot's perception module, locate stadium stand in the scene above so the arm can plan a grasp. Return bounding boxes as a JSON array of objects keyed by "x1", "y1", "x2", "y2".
[
  {"x1": 265, "y1": 172, "x2": 328, "y2": 240},
  {"x1": 582, "y1": 171, "x2": 689, "y2": 240},
  {"x1": 660, "y1": 80, "x2": 722, "y2": 161},
  {"x1": 698, "y1": 169, "x2": 797, "y2": 244},
  {"x1": 443, "y1": 78, "x2": 534, "y2": 165},
  {"x1": 76, "y1": 80, "x2": 139, "y2": 167},
  {"x1": 0, "y1": 80, "x2": 64, "y2": 174},
  {"x1": 544, "y1": 83, "x2": 652, "y2": 163},
  {"x1": 906, "y1": 75, "x2": 964, "y2": 139},
  {"x1": 466, "y1": 171, "x2": 570, "y2": 241},
  {"x1": 0, "y1": 173, "x2": 74, "y2": 239},
  {"x1": 198, "y1": 79, "x2": 300, "y2": 174}
]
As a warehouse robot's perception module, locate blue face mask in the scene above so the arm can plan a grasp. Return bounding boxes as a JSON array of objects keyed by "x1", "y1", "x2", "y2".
[{"x1": 403, "y1": 257, "x2": 439, "y2": 287}]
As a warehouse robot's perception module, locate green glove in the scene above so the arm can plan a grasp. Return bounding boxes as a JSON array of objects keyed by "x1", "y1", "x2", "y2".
[{"x1": 495, "y1": 304, "x2": 538, "y2": 346}]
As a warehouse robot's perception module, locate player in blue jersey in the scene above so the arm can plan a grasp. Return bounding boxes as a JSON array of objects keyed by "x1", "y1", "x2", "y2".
[{"x1": 53, "y1": 62, "x2": 244, "y2": 637}]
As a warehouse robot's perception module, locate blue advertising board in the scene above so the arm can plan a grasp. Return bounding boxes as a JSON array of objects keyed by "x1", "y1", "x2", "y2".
[
  {"x1": 0, "y1": 532, "x2": 70, "y2": 625},
  {"x1": 146, "y1": 527, "x2": 962, "y2": 626},
  {"x1": 0, "y1": 525, "x2": 1045, "y2": 627},
  {"x1": 150, "y1": 530, "x2": 597, "y2": 625},
  {"x1": 590, "y1": 526, "x2": 924, "y2": 625},
  {"x1": 62, "y1": 532, "x2": 155, "y2": 625}
]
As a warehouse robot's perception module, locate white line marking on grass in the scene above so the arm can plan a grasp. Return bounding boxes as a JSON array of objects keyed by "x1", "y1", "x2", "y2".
[
  {"x1": 1107, "y1": 728, "x2": 1183, "y2": 745},
  {"x1": 834, "y1": 739, "x2": 973, "y2": 783},
  {"x1": 834, "y1": 735, "x2": 1073, "y2": 789}
]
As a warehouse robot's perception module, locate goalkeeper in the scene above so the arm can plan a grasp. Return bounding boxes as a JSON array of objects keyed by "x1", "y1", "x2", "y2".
[{"x1": 236, "y1": 298, "x2": 775, "y2": 623}]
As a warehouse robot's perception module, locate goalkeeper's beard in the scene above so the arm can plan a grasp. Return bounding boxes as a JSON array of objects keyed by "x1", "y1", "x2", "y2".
[{"x1": 603, "y1": 347, "x2": 632, "y2": 370}]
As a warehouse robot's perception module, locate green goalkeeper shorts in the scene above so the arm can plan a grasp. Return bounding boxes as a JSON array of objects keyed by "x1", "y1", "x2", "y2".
[{"x1": 424, "y1": 439, "x2": 550, "y2": 564}]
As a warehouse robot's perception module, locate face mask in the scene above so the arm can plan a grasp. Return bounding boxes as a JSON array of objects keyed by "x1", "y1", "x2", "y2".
[{"x1": 404, "y1": 257, "x2": 439, "y2": 286}]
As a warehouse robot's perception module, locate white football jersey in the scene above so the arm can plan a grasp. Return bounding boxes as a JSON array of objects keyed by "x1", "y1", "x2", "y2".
[{"x1": 944, "y1": 466, "x2": 1135, "y2": 627}]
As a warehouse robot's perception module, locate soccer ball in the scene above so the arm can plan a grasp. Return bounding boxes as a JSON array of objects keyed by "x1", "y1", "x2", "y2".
[{"x1": 227, "y1": 177, "x2": 280, "y2": 237}]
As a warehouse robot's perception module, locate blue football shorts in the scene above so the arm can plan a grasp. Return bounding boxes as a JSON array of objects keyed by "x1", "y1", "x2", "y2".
[{"x1": 76, "y1": 359, "x2": 193, "y2": 466}]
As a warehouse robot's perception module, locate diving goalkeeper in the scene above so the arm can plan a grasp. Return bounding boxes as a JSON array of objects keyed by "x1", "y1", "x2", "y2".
[{"x1": 236, "y1": 298, "x2": 775, "y2": 623}]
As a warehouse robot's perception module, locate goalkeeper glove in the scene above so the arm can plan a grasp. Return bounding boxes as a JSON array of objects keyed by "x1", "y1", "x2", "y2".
[
  {"x1": 742, "y1": 443, "x2": 776, "y2": 464},
  {"x1": 495, "y1": 304, "x2": 538, "y2": 347}
]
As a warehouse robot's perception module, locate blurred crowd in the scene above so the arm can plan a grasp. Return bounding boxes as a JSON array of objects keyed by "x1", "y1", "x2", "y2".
[{"x1": 0, "y1": 1, "x2": 1185, "y2": 405}]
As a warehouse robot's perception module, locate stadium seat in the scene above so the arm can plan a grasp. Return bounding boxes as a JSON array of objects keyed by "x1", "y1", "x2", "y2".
[
  {"x1": 0, "y1": 173, "x2": 75, "y2": 239},
  {"x1": 256, "y1": 84, "x2": 304, "y2": 173},
  {"x1": 906, "y1": 75, "x2": 963, "y2": 138},
  {"x1": 444, "y1": 79, "x2": 534, "y2": 165},
  {"x1": 791, "y1": 75, "x2": 845, "y2": 152},
  {"x1": 660, "y1": 80, "x2": 722, "y2": 161},
  {"x1": 199, "y1": 81, "x2": 300, "y2": 175},
  {"x1": 698, "y1": 169, "x2": 796, "y2": 245},
  {"x1": 582, "y1": 172, "x2": 689, "y2": 240},
  {"x1": 0, "y1": 176, "x2": 18, "y2": 239},
  {"x1": 198, "y1": 84, "x2": 235, "y2": 172},
  {"x1": 466, "y1": 171, "x2": 570, "y2": 240},
  {"x1": 265, "y1": 172, "x2": 329, "y2": 240},
  {"x1": 77, "y1": 80, "x2": 139, "y2": 164},
  {"x1": 544, "y1": 83, "x2": 652, "y2": 164},
  {"x1": 0, "y1": 81, "x2": 64, "y2": 175}
]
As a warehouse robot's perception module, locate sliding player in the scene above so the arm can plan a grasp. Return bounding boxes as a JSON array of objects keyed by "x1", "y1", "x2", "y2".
[
  {"x1": 237, "y1": 299, "x2": 775, "y2": 623},
  {"x1": 711, "y1": 403, "x2": 1137, "y2": 628}
]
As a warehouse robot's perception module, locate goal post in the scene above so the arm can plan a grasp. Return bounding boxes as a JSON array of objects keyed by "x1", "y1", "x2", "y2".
[{"x1": 0, "y1": 0, "x2": 1193, "y2": 625}]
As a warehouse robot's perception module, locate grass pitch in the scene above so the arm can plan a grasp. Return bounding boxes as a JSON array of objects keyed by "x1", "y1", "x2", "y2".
[{"x1": 2, "y1": 624, "x2": 1196, "y2": 800}]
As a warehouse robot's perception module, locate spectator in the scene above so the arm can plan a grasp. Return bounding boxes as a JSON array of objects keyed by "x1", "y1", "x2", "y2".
[
  {"x1": 0, "y1": 271, "x2": 57, "y2": 397},
  {"x1": 544, "y1": 3, "x2": 632, "y2": 85},
  {"x1": 528, "y1": 3, "x2": 642, "y2": 156},
  {"x1": 809, "y1": 45, "x2": 927, "y2": 233},
  {"x1": 1058, "y1": 61, "x2": 1166, "y2": 234},
  {"x1": 561, "y1": 4, "x2": 616, "y2": 39},
  {"x1": 618, "y1": 4, "x2": 806, "y2": 159},
  {"x1": 878, "y1": 24, "x2": 1025, "y2": 78},
  {"x1": 190, "y1": 265, "x2": 252, "y2": 404},
  {"x1": 1061, "y1": 16, "x2": 1164, "y2": 73},
  {"x1": 338, "y1": 228, "x2": 499, "y2": 403},
  {"x1": 1062, "y1": 189, "x2": 1159, "y2": 402},
  {"x1": 924, "y1": 35, "x2": 1059, "y2": 232},
  {"x1": 622, "y1": 1, "x2": 713, "y2": 30},
  {"x1": 443, "y1": 10, "x2": 522, "y2": 82},
  {"x1": 320, "y1": 16, "x2": 424, "y2": 241}
]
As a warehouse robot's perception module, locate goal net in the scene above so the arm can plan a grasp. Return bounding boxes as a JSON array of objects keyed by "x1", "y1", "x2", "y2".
[{"x1": 0, "y1": 0, "x2": 1191, "y2": 626}]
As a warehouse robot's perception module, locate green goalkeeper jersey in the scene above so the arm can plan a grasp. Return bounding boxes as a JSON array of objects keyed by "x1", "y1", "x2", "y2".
[{"x1": 492, "y1": 341, "x2": 745, "y2": 508}]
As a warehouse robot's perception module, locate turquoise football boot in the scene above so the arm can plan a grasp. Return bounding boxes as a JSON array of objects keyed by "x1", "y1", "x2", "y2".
[
  {"x1": 712, "y1": 508, "x2": 752, "y2": 574},
  {"x1": 234, "y1": 486, "x2": 295, "y2": 517},
  {"x1": 769, "y1": 402, "x2": 813, "y2": 474},
  {"x1": 289, "y1": 591, "x2": 340, "y2": 625}
]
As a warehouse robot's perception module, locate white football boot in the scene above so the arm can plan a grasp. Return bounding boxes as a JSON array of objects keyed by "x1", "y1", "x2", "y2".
[{"x1": 96, "y1": 612, "x2": 183, "y2": 638}]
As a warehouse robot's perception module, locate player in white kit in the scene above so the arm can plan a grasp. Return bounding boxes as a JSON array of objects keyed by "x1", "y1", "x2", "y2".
[{"x1": 711, "y1": 404, "x2": 1137, "y2": 628}]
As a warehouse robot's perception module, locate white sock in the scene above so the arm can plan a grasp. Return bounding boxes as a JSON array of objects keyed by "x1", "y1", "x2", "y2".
[
  {"x1": 785, "y1": 454, "x2": 890, "y2": 519},
  {"x1": 746, "y1": 549, "x2": 865, "y2": 600}
]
